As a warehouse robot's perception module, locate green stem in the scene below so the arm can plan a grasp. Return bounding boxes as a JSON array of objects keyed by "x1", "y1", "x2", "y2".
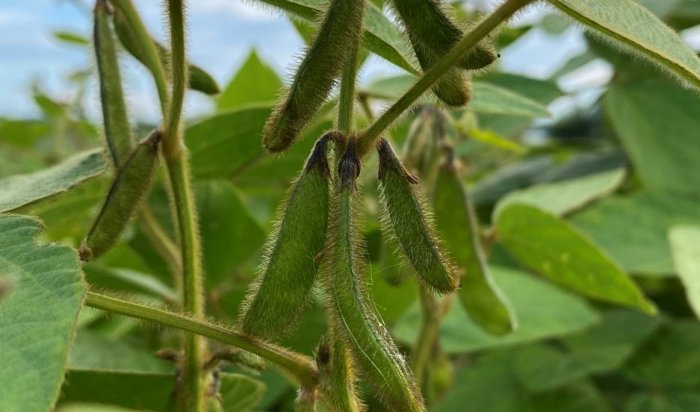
[
  {"x1": 84, "y1": 291, "x2": 319, "y2": 387},
  {"x1": 167, "y1": 154, "x2": 206, "y2": 412},
  {"x1": 138, "y1": 206, "x2": 181, "y2": 285},
  {"x1": 164, "y1": 0, "x2": 188, "y2": 159},
  {"x1": 410, "y1": 286, "x2": 441, "y2": 389},
  {"x1": 163, "y1": 2, "x2": 204, "y2": 410},
  {"x1": 337, "y1": 38, "x2": 360, "y2": 134},
  {"x1": 110, "y1": 0, "x2": 170, "y2": 114},
  {"x1": 357, "y1": 0, "x2": 535, "y2": 156}
]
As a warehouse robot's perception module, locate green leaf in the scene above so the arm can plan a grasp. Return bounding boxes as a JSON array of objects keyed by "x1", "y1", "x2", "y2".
[
  {"x1": 468, "y1": 82, "x2": 551, "y2": 118},
  {"x1": 433, "y1": 350, "x2": 608, "y2": 412},
  {"x1": 59, "y1": 404, "x2": 140, "y2": 412},
  {"x1": 0, "y1": 149, "x2": 107, "y2": 213},
  {"x1": 219, "y1": 373, "x2": 266, "y2": 412},
  {"x1": 467, "y1": 128, "x2": 527, "y2": 154},
  {"x1": 0, "y1": 215, "x2": 85, "y2": 411},
  {"x1": 605, "y1": 75, "x2": 700, "y2": 193},
  {"x1": 196, "y1": 180, "x2": 266, "y2": 287},
  {"x1": 496, "y1": 204, "x2": 655, "y2": 314},
  {"x1": 625, "y1": 392, "x2": 700, "y2": 412},
  {"x1": 58, "y1": 370, "x2": 174, "y2": 411},
  {"x1": 393, "y1": 266, "x2": 599, "y2": 354},
  {"x1": 572, "y1": 191, "x2": 700, "y2": 276},
  {"x1": 218, "y1": 50, "x2": 282, "y2": 111},
  {"x1": 252, "y1": 0, "x2": 418, "y2": 73},
  {"x1": 623, "y1": 321, "x2": 700, "y2": 388},
  {"x1": 188, "y1": 106, "x2": 272, "y2": 178},
  {"x1": 549, "y1": 0, "x2": 700, "y2": 89},
  {"x1": 83, "y1": 264, "x2": 177, "y2": 302},
  {"x1": 69, "y1": 329, "x2": 173, "y2": 373},
  {"x1": 362, "y1": 75, "x2": 550, "y2": 117},
  {"x1": 669, "y1": 226, "x2": 700, "y2": 319},
  {"x1": 54, "y1": 30, "x2": 89, "y2": 46},
  {"x1": 496, "y1": 169, "x2": 626, "y2": 217}
]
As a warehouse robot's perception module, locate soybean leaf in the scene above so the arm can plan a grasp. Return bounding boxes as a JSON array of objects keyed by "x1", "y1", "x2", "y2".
[
  {"x1": 605, "y1": 75, "x2": 700, "y2": 194},
  {"x1": 0, "y1": 215, "x2": 85, "y2": 412},
  {"x1": 548, "y1": 0, "x2": 700, "y2": 89},
  {"x1": 625, "y1": 392, "x2": 700, "y2": 412},
  {"x1": 467, "y1": 82, "x2": 550, "y2": 118},
  {"x1": 220, "y1": 373, "x2": 266, "y2": 412},
  {"x1": 188, "y1": 106, "x2": 272, "y2": 178},
  {"x1": 623, "y1": 321, "x2": 700, "y2": 388},
  {"x1": 496, "y1": 204, "x2": 655, "y2": 314},
  {"x1": 433, "y1": 350, "x2": 608, "y2": 412},
  {"x1": 196, "y1": 180, "x2": 266, "y2": 287},
  {"x1": 572, "y1": 191, "x2": 700, "y2": 276},
  {"x1": 252, "y1": 0, "x2": 418, "y2": 73},
  {"x1": 59, "y1": 404, "x2": 140, "y2": 412},
  {"x1": 393, "y1": 266, "x2": 599, "y2": 354},
  {"x1": 0, "y1": 149, "x2": 107, "y2": 213},
  {"x1": 218, "y1": 50, "x2": 282, "y2": 111},
  {"x1": 69, "y1": 330, "x2": 173, "y2": 373},
  {"x1": 669, "y1": 226, "x2": 700, "y2": 319},
  {"x1": 58, "y1": 370, "x2": 174, "y2": 411},
  {"x1": 495, "y1": 169, "x2": 626, "y2": 217}
]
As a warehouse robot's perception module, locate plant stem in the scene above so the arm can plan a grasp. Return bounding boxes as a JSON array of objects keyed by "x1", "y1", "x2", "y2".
[
  {"x1": 410, "y1": 286, "x2": 441, "y2": 389},
  {"x1": 84, "y1": 291, "x2": 319, "y2": 387},
  {"x1": 164, "y1": 0, "x2": 187, "y2": 160},
  {"x1": 138, "y1": 206, "x2": 181, "y2": 284},
  {"x1": 110, "y1": 0, "x2": 170, "y2": 114},
  {"x1": 337, "y1": 37, "x2": 360, "y2": 134},
  {"x1": 163, "y1": 2, "x2": 204, "y2": 410},
  {"x1": 357, "y1": 0, "x2": 535, "y2": 156}
]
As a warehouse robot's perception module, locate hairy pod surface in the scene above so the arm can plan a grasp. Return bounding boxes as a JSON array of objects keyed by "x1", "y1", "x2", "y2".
[
  {"x1": 80, "y1": 131, "x2": 161, "y2": 261},
  {"x1": 239, "y1": 135, "x2": 332, "y2": 340},
  {"x1": 111, "y1": 7, "x2": 219, "y2": 95},
  {"x1": 390, "y1": 0, "x2": 498, "y2": 70},
  {"x1": 94, "y1": 0, "x2": 133, "y2": 166},
  {"x1": 433, "y1": 161, "x2": 515, "y2": 335},
  {"x1": 262, "y1": 0, "x2": 366, "y2": 152},
  {"x1": 316, "y1": 334, "x2": 363, "y2": 412},
  {"x1": 323, "y1": 139, "x2": 425, "y2": 412},
  {"x1": 377, "y1": 139, "x2": 458, "y2": 294}
]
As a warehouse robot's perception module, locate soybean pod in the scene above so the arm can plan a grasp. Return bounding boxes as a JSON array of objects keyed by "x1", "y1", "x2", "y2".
[
  {"x1": 323, "y1": 138, "x2": 425, "y2": 412},
  {"x1": 263, "y1": 0, "x2": 366, "y2": 152},
  {"x1": 239, "y1": 134, "x2": 332, "y2": 340},
  {"x1": 94, "y1": 0, "x2": 132, "y2": 166},
  {"x1": 111, "y1": 3, "x2": 219, "y2": 95},
  {"x1": 433, "y1": 159, "x2": 516, "y2": 335},
  {"x1": 390, "y1": 0, "x2": 498, "y2": 70},
  {"x1": 377, "y1": 139, "x2": 458, "y2": 294},
  {"x1": 80, "y1": 131, "x2": 161, "y2": 261}
]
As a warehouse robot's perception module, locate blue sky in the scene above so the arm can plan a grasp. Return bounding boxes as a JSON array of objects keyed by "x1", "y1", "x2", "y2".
[{"x1": 4, "y1": 0, "x2": 694, "y2": 122}]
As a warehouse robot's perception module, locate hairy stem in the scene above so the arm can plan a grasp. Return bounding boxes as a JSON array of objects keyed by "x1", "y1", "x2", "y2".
[
  {"x1": 84, "y1": 291, "x2": 319, "y2": 387},
  {"x1": 164, "y1": 0, "x2": 188, "y2": 160},
  {"x1": 337, "y1": 37, "x2": 361, "y2": 133},
  {"x1": 110, "y1": 0, "x2": 170, "y2": 114},
  {"x1": 410, "y1": 286, "x2": 441, "y2": 389},
  {"x1": 357, "y1": 0, "x2": 535, "y2": 156},
  {"x1": 163, "y1": 2, "x2": 204, "y2": 410}
]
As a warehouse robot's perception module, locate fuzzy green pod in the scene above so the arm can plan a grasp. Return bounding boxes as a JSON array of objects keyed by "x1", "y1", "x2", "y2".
[
  {"x1": 316, "y1": 333, "x2": 363, "y2": 412},
  {"x1": 390, "y1": 0, "x2": 498, "y2": 70},
  {"x1": 433, "y1": 160, "x2": 516, "y2": 335},
  {"x1": 262, "y1": 0, "x2": 366, "y2": 152},
  {"x1": 239, "y1": 135, "x2": 332, "y2": 340},
  {"x1": 323, "y1": 139, "x2": 425, "y2": 412},
  {"x1": 111, "y1": 5, "x2": 219, "y2": 95},
  {"x1": 377, "y1": 139, "x2": 458, "y2": 293},
  {"x1": 79, "y1": 131, "x2": 161, "y2": 261},
  {"x1": 94, "y1": 0, "x2": 133, "y2": 166}
]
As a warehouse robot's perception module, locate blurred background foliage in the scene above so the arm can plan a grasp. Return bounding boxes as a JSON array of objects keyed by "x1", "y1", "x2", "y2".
[{"x1": 2, "y1": 0, "x2": 700, "y2": 411}]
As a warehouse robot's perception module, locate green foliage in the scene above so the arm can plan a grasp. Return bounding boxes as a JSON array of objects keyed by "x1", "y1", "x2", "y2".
[
  {"x1": 0, "y1": 215, "x2": 85, "y2": 412},
  {"x1": 4, "y1": 0, "x2": 700, "y2": 410},
  {"x1": 0, "y1": 149, "x2": 107, "y2": 213}
]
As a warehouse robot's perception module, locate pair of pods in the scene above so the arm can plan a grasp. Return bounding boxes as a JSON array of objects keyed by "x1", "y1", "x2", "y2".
[
  {"x1": 81, "y1": 1, "x2": 160, "y2": 261},
  {"x1": 390, "y1": 0, "x2": 498, "y2": 106}
]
